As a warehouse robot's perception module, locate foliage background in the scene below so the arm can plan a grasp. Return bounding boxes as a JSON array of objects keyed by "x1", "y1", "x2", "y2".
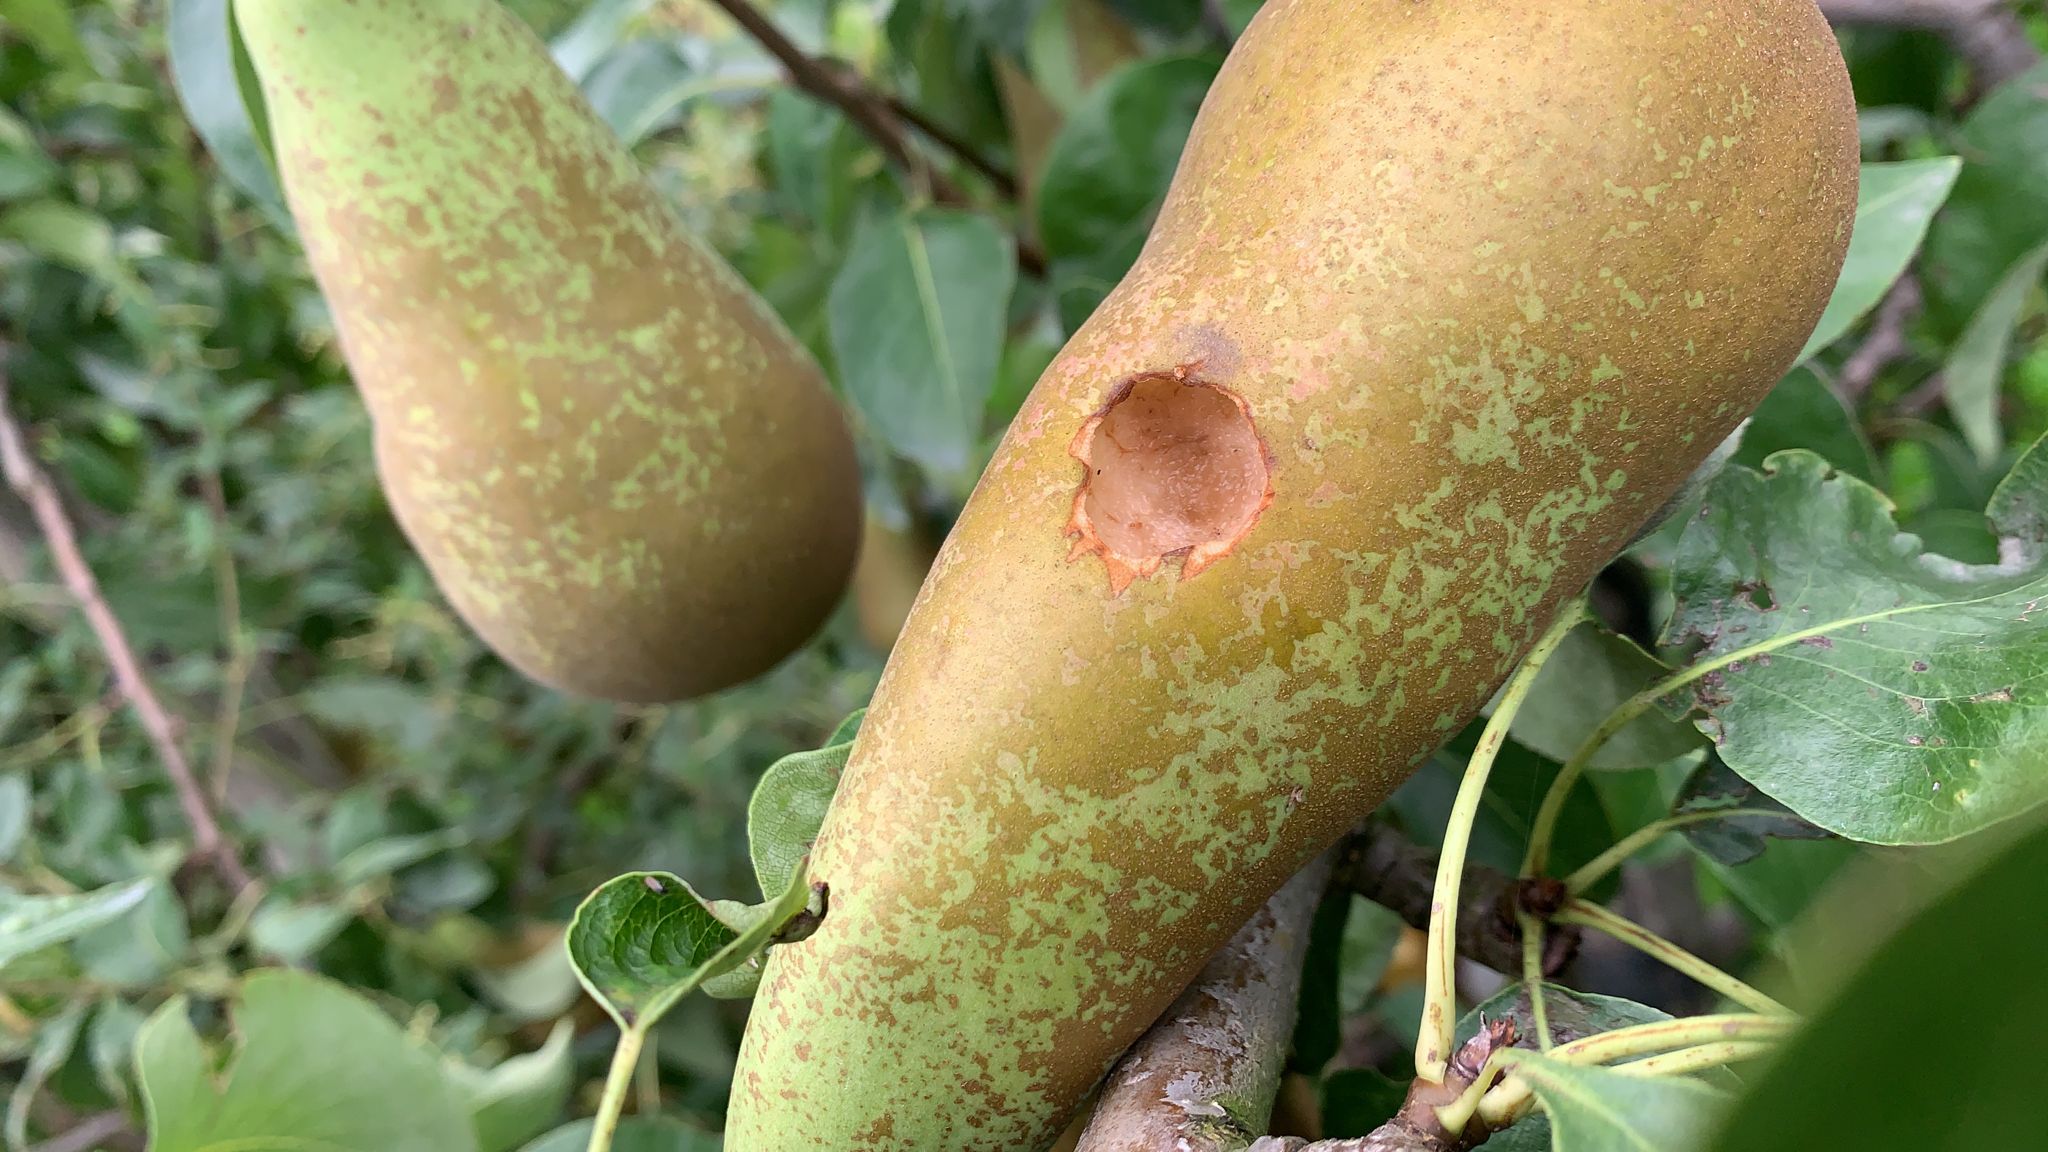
[{"x1": 0, "y1": 0, "x2": 2045, "y2": 1148}]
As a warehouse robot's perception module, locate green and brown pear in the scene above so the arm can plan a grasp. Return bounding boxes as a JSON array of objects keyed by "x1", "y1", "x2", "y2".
[
  {"x1": 728, "y1": 0, "x2": 1857, "y2": 1148},
  {"x1": 236, "y1": 0, "x2": 861, "y2": 703}
]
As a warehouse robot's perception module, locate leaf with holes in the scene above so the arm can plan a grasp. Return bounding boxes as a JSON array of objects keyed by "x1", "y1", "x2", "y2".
[
  {"x1": 1734, "y1": 367, "x2": 1879, "y2": 487},
  {"x1": 1662, "y1": 437, "x2": 2048, "y2": 845},
  {"x1": 828, "y1": 209, "x2": 1017, "y2": 481},
  {"x1": 567, "y1": 862, "x2": 810, "y2": 1032},
  {"x1": 1671, "y1": 754, "x2": 1833, "y2": 867},
  {"x1": 138, "y1": 970, "x2": 476, "y2": 1152}
]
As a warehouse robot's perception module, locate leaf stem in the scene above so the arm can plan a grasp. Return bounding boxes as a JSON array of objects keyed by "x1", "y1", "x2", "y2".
[
  {"x1": 1474, "y1": 1023, "x2": 1786, "y2": 1128},
  {"x1": 1561, "y1": 808, "x2": 1768, "y2": 895},
  {"x1": 1517, "y1": 909, "x2": 1554, "y2": 1052},
  {"x1": 1415, "y1": 601, "x2": 1589, "y2": 1083},
  {"x1": 1559, "y1": 899, "x2": 1791, "y2": 1016},
  {"x1": 586, "y1": 1026, "x2": 646, "y2": 1152},
  {"x1": 1610, "y1": 1039, "x2": 1779, "y2": 1078},
  {"x1": 1552, "y1": 1014, "x2": 1794, "y2": 1066}
]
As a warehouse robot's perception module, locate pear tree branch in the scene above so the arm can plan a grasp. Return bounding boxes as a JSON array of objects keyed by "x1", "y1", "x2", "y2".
[
  {"x1": 0, "y1": 364, "x2": 253, "y2": 897},
  {"x1": 1817, "y1": 0, "x2": 2040, "y2": 90},
  {"x1": 1074, "y1": 854, "x2": 1334, "y2": 1152},
  {"x1": 1072, "y1": 822, "x2": 1579, "y2": 1152},
  {"x1": 696, "y1": 0, "x2": 1047, "y2": 275}
]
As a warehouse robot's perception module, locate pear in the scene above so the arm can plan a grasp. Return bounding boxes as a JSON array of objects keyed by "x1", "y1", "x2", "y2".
[
  {"x1": 726, "y1": 1, "x2": 1857, "y2": 1148},
  {"x1": 236, "y1": 0, "x2": 862, "y2": 703}
]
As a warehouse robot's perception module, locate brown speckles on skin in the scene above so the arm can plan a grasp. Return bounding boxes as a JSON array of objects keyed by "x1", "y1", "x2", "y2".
[{"x1": 730, "y1": 1, "x2": 1857, "y2": 1149}]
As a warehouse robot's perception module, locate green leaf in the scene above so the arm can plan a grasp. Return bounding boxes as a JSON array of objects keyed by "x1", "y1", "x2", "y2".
[
  {"x1": 826, "y1": 706, "x2": 867, "y2": 746},
  {"x1": 1037, "y1": 54, "x2": 1218, "y2": 331},
  {"x1": 1943, "y1": 238, "x2": 2048, "y2": 466},
  {"x1": 1697, "y1": 837, "x2": 1858, "y2": 931},
  {"x1": 138, "y1": 970, "x2": 478, "y2": 1152},
  {"x1": 1335, "y1": 895, "x2": 1403, "y2": 1016},
  {"x1": 828, "y1": 208, "x2": 1017, "y2": 480},
  {"x1": 1392, "y1": 739, "x2": 1619, "y2": 895},
  {"x1": 168, "y1": 0, "x2": 288, "y2": 224},
  {"x1": 0, "y1": 0, "x2": 89, "y2": 68},
  {"x1": 519, "y1": 1117, "x2": 721, "y2": 1152},
  {"x1": 567, "y1": 860, "x2": 810, "y2": 1033},
  {"x1": 581, "y1": 39, "x2": 715, "y2": 147},
  {"x1": 0, "y1": 776, "x2": 30, "y2": 865},
  {"x1": 1798, "y1": 158, "x2": 1960, "y2": 362},
  {"x1": 1670, "y1": 754, "x2": 1832, "y2": 867},
  {"x1": 1505, "y1": 1054, "x2": 1729, "y2": 1152},
  {"x1": 0, "y1": 199, "x2": 118, "y2": 279},
  {"x1": 87, "y1": 997, "x2": 146, "y2": 1108},
  {"x1": 1925, "y1": 61, "x2": 2048, "y2": 331},
  {"x1": 5, "y1": 1001, "x2": 84, "y2": 1150},
  {"x1": 0, "y1": 879, "x2": 151, "y2": 970},
  {"x1": 748, "y1": 735, "x2": 855, "y2": 902},
  {"x1": 74, "y1": 880, "x2": 190, "y2": 985},
  {"x1": 1319, "y1": 1066, "x2": 1409, "y2": 1139},
  {"x1": 1707, "y1": 819, "x2": 2048, "y2": 1152},
  {"x1": 0, "y1": 112, "x2": 57, "y2": 202},
  {"x1": 248, "y1": 898, "x2": 353, "y2": 964},
  {"x1": 1510, "y1": 622, "x2": 1706, "y2": 771},
  {"x1": 1664, "y1": 442, "x2": 2048, "y2": 845},
  {"x1": 549, "y1": 0, "x2": 661, "y2": 81},
  {"x1": 334, "y1": 828, "x2": 469, "y2": 887},
  {"x1": 447, "y1": 1020, "x2": 575, "y2": 1152},
  {"x1": 1462, "y1": 983, "x2": 1672, "y2": 1048},
  {"x1": 1734, "y1": 367, "x2": 1879, "y2": 487}
]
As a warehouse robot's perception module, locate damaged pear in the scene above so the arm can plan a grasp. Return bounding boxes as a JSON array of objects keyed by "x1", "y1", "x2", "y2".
[{"x1": 728, "y1": 0, "x2": 1858, "y2": 1148}]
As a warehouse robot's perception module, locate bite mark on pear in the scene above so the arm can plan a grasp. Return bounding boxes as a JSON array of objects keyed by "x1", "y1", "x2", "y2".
[{"x1": 1067, "y1": 371, "x2": 1275, "y2": 595}]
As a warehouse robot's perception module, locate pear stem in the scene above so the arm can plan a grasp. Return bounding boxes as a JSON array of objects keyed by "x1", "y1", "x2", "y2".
[{"x1": 1415, "y1": 600, "x2": 1589, "y2": 1084}]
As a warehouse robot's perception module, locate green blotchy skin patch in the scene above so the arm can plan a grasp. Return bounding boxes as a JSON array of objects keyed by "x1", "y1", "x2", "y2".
[
  {"x1": 236, "y1": 0, "x2": 861, "y2": 703},
  {"x1": 729, "y1": 1, "x2": 1857, "y2": 1149}
]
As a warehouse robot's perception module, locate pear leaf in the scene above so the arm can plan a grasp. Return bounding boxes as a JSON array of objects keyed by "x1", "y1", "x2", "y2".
[
  {"x1": 1799, "y1": 158, "x2": 1960, "y2": 361},
  {"x1": 1506, "y1": 1054, "x2": 1729, "y2": 1152},
  {"x1": 137, "y1": 970, "x2": 476, "y2": 1152},
  {"x1": 1663, "y1": 437, "x2": 2048, "y2": 845},
  {"x1": 0, "y1": 879, "x2": 152, "y2": 970},
  {"x1": 1708, "y1": 819, "x2": 2048, "y2": 1152},
  {"x1": 567, "y1": 860, "x2": 811, "y2": 1033}
]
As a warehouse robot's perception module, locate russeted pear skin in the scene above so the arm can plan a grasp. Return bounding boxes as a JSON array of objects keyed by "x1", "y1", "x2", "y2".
[
  {"x1": 235, "y1": 0, "x2": 861, "y2": 703},
  {"x1": 728, "y1": 1, "x2": 1857, "y2": 1149}
]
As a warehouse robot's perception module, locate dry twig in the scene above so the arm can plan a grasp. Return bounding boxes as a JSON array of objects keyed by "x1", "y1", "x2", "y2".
[{"x1": 0, "y1": 363, "x2": 252, "y2": 896}]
